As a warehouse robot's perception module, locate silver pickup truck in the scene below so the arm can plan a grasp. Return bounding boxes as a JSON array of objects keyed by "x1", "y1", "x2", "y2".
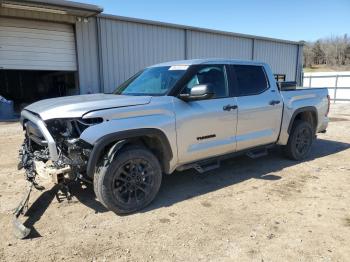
[{"x1": 16, "y1": 59, "x2": 329, "y2": 238}]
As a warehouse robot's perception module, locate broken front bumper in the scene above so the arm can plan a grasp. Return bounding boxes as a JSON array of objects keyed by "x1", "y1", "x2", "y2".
[{"x1": 14, "y1": 111, "x2": 72, "y2": 239}]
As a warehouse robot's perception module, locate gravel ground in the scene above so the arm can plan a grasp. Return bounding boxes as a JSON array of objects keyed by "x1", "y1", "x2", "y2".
[{"x1": 0, "y1": 103, "x2": 349, "y2": 262}]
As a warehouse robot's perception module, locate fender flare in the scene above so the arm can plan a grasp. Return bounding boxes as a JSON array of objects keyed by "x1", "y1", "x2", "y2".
[
  {"x1": 287, "y1": 106, "x2": 317, "y2": 134},
  {"x1": 85, "y1": 128, "x2": 173, "y2": 178}
]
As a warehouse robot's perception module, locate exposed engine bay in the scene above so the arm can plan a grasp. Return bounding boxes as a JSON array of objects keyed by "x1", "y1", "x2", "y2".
[
  {"x1": 14, "y1": 115, "x2": 101, "y2": 239},
  {"x1": 19, "y1": 118, "x2": 99, "y2": 181}
]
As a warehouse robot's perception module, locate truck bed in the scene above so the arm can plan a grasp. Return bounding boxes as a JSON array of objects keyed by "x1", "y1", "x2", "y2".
[{"x1": 277, "y1": 87, "x2": 329, "y2": 145}]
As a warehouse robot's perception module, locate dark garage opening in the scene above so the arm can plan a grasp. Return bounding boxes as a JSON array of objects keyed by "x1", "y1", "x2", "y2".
[{"x1": 0, "y1": 70, "x2": 78, "y2": 117}]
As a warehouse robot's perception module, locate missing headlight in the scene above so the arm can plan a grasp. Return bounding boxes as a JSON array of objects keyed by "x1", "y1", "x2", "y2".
[
  {"x1": 74, "y1": 118, "x2": 103, "y2": 135},
  {"x1": 46, "y1": 118, "x2": 103, "y2": 139}
]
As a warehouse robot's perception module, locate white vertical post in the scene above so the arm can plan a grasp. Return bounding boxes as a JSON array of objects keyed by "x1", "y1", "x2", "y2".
[
  {"x1": 334, "y1": 75, "x2": 338, "y2": 103},
  {"x1": 308, "y1": 75, "x2": 312, "y2": 88}
]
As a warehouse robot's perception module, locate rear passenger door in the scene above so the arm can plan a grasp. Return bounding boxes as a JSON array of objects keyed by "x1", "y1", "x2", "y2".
[{"x1": 228, "y1": 64, "x2": 283, "y2": 151}]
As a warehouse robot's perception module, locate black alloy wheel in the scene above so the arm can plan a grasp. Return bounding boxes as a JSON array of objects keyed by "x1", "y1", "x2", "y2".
[{"x1": 94, "y1": 146, "x2": 162, "y2": 214}]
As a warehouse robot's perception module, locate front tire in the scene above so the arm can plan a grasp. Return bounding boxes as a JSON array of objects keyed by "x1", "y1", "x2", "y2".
[
  {"x1": 94, "y1": 146, "x2": 162, "y2": 214},
  {"x1": 283, "y1": 120, "x2": 314, "y2": 160}
]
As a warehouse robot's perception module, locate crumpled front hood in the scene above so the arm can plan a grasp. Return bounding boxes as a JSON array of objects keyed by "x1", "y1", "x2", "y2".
[{"x1": 24, "y1": 94, "x2": 152, "y2": 120}]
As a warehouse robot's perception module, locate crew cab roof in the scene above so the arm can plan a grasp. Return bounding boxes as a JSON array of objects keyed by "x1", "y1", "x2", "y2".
[{"x1": 150, "y1": 58, "x2": 268, "y2": 68}]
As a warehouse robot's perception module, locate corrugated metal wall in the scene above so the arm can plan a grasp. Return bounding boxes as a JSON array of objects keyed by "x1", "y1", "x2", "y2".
[
  {"x1": 186, "y1": 30, "x2": 253, "y2": 60},
  {"x1": 254, "y1": 40, "x2": 298, "y2": 81},
  {"x1": 75, "y1": 17, "x2": 100, "y2": 94},
  {"x1": 0, "y1": 8, "x2": 303, "y2": 93},
  {"x1": 98, "y1": 17, "x2": 186, "y2": 93},
  {"x1": 89, "y1": 17, "x2": 302, "y2": 92}
]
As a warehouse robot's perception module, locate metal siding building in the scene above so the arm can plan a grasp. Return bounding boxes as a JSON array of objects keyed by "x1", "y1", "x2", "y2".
[
  {"x1": 0, "y1": 0, "x2": 303, "y2": 105},
  {"x1": 75, "y1": 16, "x2": 100, "y2": 94},
  {"x1": 78, "y1": 15, "x2": 303, "y2": 93},
  {"x1": 254, "y1": 39, "x2": 299, "y2": 81},
  {"x1": 97, "y1": 16, "x2": 186, "y2": 93},
  {"x1": 186, "y1": 30, "x2": 253, "y2": 60}
]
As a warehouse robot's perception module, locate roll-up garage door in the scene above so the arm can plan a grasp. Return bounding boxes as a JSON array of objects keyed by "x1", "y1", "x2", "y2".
[{"x1": 0, "y1": 17, "x2": 77, "y2": 71}]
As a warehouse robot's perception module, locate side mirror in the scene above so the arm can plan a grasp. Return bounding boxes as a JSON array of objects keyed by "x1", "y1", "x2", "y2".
[{"x1": 179, "y1": 84, "x2": 215, "y2": 101}]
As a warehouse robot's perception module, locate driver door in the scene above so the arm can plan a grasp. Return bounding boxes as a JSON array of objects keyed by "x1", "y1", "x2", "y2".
[{"x1": 173, "y1": 64, "x2": 238, "y2": 164}]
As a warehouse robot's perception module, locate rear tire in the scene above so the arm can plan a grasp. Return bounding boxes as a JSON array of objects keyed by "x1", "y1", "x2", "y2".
[
  {"x1": 283, "y1": 120, "x2": 314, "y2": 160},
  {"x1": 94, "y1": 146, "x2": 162, "y2": 214}
]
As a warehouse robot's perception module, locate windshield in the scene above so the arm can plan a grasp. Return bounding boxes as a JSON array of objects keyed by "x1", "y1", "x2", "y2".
[{"x1": 114, "y1": 66, "x2": 188, "y2": 96}]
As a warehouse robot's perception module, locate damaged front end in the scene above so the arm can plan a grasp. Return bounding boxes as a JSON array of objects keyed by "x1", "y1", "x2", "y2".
[{"x1": 14, "y1": 110, "x2": 99, "y2": 238}]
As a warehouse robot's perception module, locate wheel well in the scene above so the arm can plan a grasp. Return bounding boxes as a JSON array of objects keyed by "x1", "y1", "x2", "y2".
[
  {"x1": 89, "y1": 131, "x2": 172, "y2": 178},
  {"x1": 119, "y1": 136, "x2": 170, "y2": 172},
  {"x1": 289, "y1": 110, "x2": 317, "y2": 134}
]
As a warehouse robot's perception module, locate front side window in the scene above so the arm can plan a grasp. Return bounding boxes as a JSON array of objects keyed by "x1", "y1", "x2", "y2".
[
  {"x1": 234, "y1": 65, "x2": 269, "y2": 96},
  {"x1": 114, "y1": 66, "x2": 187, "y2": 96},
  {"x1": 181, "y1": 65, "x2": 228, "y2": 98}
]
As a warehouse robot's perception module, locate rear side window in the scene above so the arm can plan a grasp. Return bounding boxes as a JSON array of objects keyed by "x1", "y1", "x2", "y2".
[{"x1": 233, "y1": 65, "x2": 269, "y2": 96}]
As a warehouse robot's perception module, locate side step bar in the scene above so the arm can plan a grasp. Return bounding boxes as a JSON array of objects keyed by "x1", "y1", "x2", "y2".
[
  {"x1": 194, "y1": 160, "x2": 221, "y2": 173},
  {"x1": 177, "y1": 145, "x2": 273, "y2": 174},
  {"x1": 246, "y1": 148, "x2": 268, "y2": 159},
  {"x1": 177, "y1": 159, "x2": 221, "y2": 174}
]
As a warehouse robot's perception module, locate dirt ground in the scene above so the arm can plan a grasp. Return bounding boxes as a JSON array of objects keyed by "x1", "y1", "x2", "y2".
[{"x1": 0, "y1": 104, "x2": 350, "y2": 262}]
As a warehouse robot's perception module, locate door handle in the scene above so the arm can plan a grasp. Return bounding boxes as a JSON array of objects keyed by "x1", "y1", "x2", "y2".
[
  {"x1": 269, "y1": 100, "x2": 281, "y2": 106},
  {"x1": 223, "y1": 104, "x2": 238, "y2": 111}
]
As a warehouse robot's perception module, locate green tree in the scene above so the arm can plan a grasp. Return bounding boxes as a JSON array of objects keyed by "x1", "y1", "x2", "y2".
[{"x1": 312, "y1": 40, "x2": 325, "y2": 65}]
